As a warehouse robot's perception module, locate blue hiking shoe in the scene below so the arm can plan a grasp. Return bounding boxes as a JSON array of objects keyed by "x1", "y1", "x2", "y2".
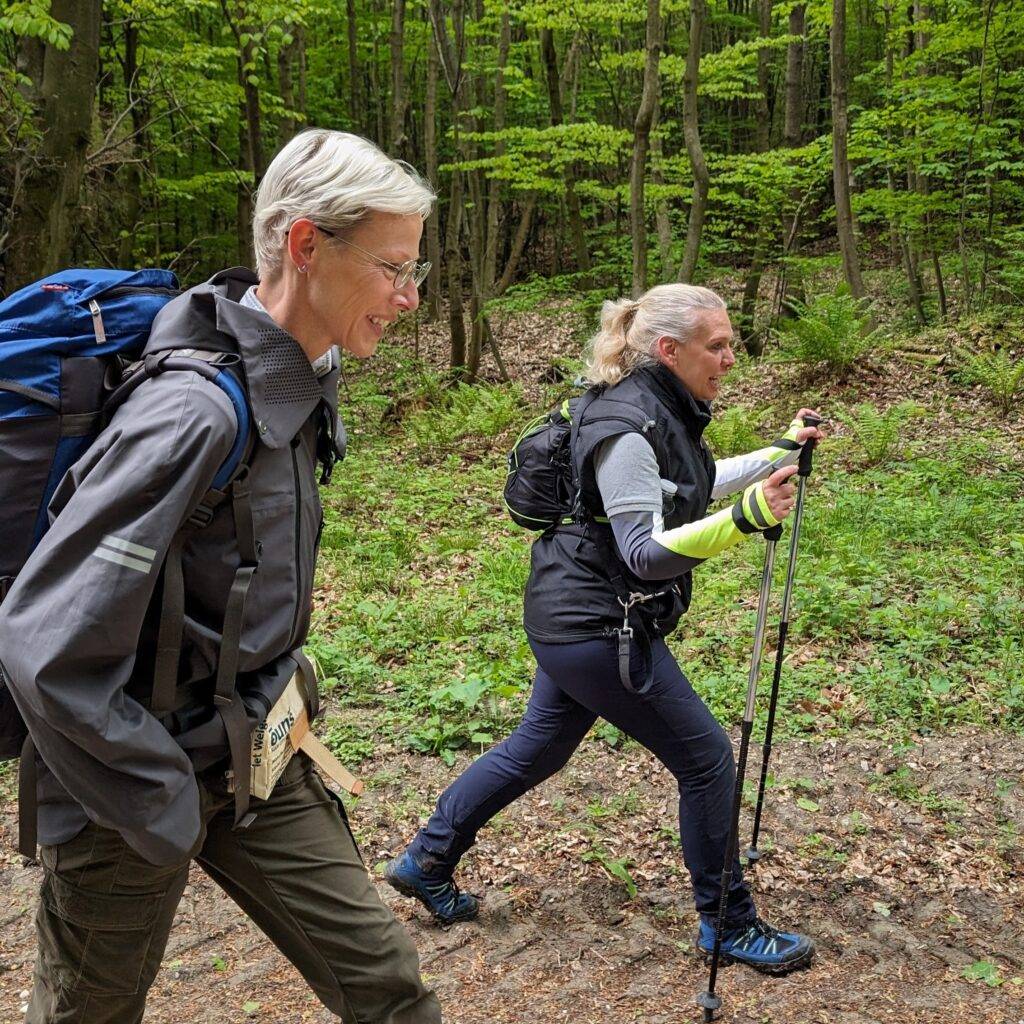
[
  {"x1": 697, "y1": 916, "x2": 815, "y2": 975},
  {"x1": 383, "y1": 851, "x2": 479, "y2": 925}
]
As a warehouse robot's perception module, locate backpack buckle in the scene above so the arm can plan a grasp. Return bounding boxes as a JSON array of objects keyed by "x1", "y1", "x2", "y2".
[{"x1": 187, "y1": 504, "x2": 214, "y2": 528}]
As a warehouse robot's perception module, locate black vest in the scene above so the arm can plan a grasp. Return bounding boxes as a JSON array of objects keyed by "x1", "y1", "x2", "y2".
[{"x1": 523, "y1": 363, "x2": 716, "y2": 643}]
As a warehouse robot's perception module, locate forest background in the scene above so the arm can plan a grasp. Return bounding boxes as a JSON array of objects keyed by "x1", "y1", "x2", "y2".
[{"x1": 2, "y1": 2, "x2": 1024, "y2": 1023}]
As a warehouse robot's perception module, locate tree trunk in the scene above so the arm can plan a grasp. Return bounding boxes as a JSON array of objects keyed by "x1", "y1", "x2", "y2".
[
  {"x1": 830, "y1": 0, "x2": 866, "y2": 298},
  {"x1": 738, "y1": 0, "x2": 773, "y2": 354},
  {"x1": 651, "y1": 119, "x2": 674, "y2": 281},
  {"x1": 347, "y1": 0, "x2": 361, "y2": 131},
  {"x1": 278, "y1": 33, "x2": 298, "y2": 145},
  {"x1": 679, "y1": 0, "x2": 710, "y2": 284},
  {"x1": 429, "y1": 0, "x2": 470, "y2": 372},
  {"x1": 630, "y1": 0, "x2": 661, "y2": 295},
  {"x1": 495, "y1": 196, "x2": 537, "y2": 297},
  {"x1": 8, "y1": 0, "x2": 102, "y2": 289},
  {"x1": 540, "y1": 28, "x2": 590, "y2": 276},
  {"x1": 389, "y1": 0, "x2": 406, "y2": 154},
  {"x1": 118, "y1": 19, "x2": 147, "y2": 267},
  {"x1": 424, "y1": 22, "x2": 442, "y2": 320}
]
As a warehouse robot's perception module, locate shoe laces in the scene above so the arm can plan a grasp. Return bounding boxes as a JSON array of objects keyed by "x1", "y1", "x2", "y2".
[
  {"x1": 749, "y1": 917, "x2": 781, "y2": 941},
  {"x1": 424, "y1": 875, "x2": 468, "y2": 912}
]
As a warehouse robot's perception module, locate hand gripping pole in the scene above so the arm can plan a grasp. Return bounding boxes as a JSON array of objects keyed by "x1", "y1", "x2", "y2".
[
  {"x1": 746, "y1": 414, "x2": 821, "y2": 864},
  {"x1": 698, "y1": 522, "x2": 782, "y2": 1022}
]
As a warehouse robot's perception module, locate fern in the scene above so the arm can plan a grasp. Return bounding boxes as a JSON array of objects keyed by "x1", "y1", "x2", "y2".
[
  {"x1": 779, "y1": 291, "x2": 878, "y2": 371},
  {"x1": 845, "y1": 401, "x2": 924, "y2": 468},
  {"x1": 406, "y1": 382, "x2": 527, "y2": 447},
  {"x1": 954, "y1": 349, "x2": 1024, "y2": 416},
  {"x1": 705, "y1": 406, "x2": 765, "y2": 458}
]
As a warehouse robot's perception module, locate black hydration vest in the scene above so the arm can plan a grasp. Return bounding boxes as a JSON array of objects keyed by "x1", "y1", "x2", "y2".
[{"x1": 523, "y1": 363, "x2": 716, "y2": 644}]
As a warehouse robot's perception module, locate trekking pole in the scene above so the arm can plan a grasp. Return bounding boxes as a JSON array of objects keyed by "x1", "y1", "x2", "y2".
[
  {"x1": 745, "y1": 414, "x2": 822, "y2": 865},
  {"x1": 697, "y1": 522, "x2": 783, "y2": 1023}
]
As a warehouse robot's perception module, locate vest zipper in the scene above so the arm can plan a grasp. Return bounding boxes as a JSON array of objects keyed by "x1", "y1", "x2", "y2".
[{"x1": 290, "y1": 438, "x2": 303, "y2": 645}]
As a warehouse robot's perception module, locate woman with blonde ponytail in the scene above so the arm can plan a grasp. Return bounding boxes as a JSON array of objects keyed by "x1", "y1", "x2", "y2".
[{"x1": 389, "y1": 284, "x2": 826, "y2": 977}]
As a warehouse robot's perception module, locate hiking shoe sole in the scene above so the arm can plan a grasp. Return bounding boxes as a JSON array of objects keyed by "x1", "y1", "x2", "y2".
[
  {"x1": 701, "y1": 941, "x2": 816, "y2": 976},
  {"x1": 383, "y1": 865, "x2": 480, "y2": 926}
]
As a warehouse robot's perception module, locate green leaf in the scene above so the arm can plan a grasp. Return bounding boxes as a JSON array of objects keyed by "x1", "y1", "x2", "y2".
[
  {"x1": 872, "y1": 901, "x2": 891, "y2": 917},
  {"x1": 962, "y1": 961, "x2": 1003, "y2": 987},
  {"x1": 242, "y1": 1001, "x2": 261, "y2": 1014},
  {"x1": 211, "y1": 955, "x2": 227, "y2": 972},
  {"x1": 796, "y1": 797, "x2": 820, "y2": 812}
]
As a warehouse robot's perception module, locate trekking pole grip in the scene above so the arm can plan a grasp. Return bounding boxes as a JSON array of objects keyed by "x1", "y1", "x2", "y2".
[{"x1": 798, "y1": 414, "x2": 822, "y2": 477}]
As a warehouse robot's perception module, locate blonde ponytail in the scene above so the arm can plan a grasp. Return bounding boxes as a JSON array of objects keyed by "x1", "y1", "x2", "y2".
[{"x1": 583, "y1": 284, "x2": 727, "y2": 387}]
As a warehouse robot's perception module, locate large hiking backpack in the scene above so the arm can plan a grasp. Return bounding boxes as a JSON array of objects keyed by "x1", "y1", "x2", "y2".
[{"x1": 0, "y1": 269, "x2": 252, "y2": 846}]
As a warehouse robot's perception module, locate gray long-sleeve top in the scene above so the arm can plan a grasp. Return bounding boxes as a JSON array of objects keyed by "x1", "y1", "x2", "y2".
[{"x1": 594, "y1": 429, "x2": 801, "y2": 581}]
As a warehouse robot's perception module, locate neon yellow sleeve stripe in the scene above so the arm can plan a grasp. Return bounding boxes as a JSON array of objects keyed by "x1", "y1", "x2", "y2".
[
  {"x1": 653, "y1": 506, "x2": 744, "y2": 560},
  {"x1": 748, "y1": 480, "x2": 780, "y2": 527}
]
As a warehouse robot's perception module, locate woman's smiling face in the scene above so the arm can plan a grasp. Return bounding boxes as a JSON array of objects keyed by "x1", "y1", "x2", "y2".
[{"x1": 311, "y1": 211, "x2": 424, "y2": 358}]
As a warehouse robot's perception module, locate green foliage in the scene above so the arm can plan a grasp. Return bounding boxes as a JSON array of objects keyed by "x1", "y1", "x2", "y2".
[
  {"x1": 0, "y1": 1, "x2": 73, "y2": 47},
  {"x1": 704, "y1": 406, "x2": 765, "y2": 459},
  {"x1": 405, "y1": 381, "x2": 527, "y2": 448},
  {"x1": 961, "y1": 961, "x2": 1006, "y2": 987},
  {"x1": 405, "y1": 672, "x2": 528, "y2": 766},
  {"x1": 777, "y1": 291, "x2": 879, "y2": 371},
  {"x1": 954, "y1": 349, "x2": 1024, "y2": 416},
  {"x1": 581, "y1": 847, "x2": 637, "y2": 898},
  {"x1": 843, "y1": 400, "x2": 925, "y2": 468}
]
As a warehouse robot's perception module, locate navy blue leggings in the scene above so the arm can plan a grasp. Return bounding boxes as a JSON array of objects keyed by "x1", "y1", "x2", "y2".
[{"x1": 408, "y1": 636, "x2": 755, "y2": 926}]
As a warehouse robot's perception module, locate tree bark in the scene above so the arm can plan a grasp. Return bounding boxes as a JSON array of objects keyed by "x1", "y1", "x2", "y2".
[
  {"x1": 423, "y1": 21, "x2": 442, "y2": 320},
  {"x1": 679, "y1": 0, "x2": 710, "y2": 284},
  {"x1": 389, "y1": 0, "x2": 407, "y2": 154},
  {"x1": 830, "y1": 0, "x2": 866, "y2": 298},
  {"x1": 117, "y1": 18, "x2": 147, "y2": 267},
  {"x1": 429, "y1": 0, "x2": 469, "y2": 372},
  {"x1": 630, "y1": 0, "x2": 661, "y2": 295},
  {"x1": 651, "y1": 116, "x2": 674, "y2": 281},
  {"x1": 347, "y1": 0, "x2": 361, "y2": 132},
  {"x1": 738, "y1": 0, "x2": 773, "y2": 355},
  {"x1": 8, "y1": 0, "x2": 103, "y2": 288},
  {"x1": 278, "y1": 33, "x2": 298, "y2": 145},
  {"x1": 540, "y1": 27, "x2": 590, "y2": 276}
]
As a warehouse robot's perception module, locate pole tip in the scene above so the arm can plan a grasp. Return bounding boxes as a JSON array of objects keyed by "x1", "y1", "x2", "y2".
[
  {"x1": 744, "y1": 847, "x2": 762, "y2": 864},
  {"x1": 697, "y1": 991, "x2": 722, "y2": 1021}
]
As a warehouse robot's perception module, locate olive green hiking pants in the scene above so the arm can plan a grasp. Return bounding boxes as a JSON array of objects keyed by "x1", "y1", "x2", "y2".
[{"x1": 26, "y1": 754, "x2": 441, "y2": 1024}]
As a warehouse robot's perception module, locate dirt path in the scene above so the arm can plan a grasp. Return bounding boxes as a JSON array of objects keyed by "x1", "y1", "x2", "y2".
[{"x1": 1, "y1": 728, "x2": 1021, "y2": 1024}]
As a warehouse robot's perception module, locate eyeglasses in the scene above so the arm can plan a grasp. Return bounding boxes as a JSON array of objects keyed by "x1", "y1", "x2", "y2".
[{"x1": 314, "y1": 226, "x2": 431, "y2": 289}]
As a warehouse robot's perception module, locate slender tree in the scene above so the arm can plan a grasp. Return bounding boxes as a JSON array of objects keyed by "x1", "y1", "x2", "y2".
[
  {"x1": 830, "y1": 0, "x2": 866, "y2": 298},
  {"x1": 630, "y1": 0, "x2": 662, "y2": 295},
  {"x1": 9, "y1": 0, "x2": 102, "y2": 288},
  {"x1": 679, "y1": 0, "x2": 710, "y2": 284}
]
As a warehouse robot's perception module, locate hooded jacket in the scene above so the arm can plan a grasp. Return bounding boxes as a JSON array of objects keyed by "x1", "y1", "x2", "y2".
[{"x1": 0, "y1": 268, "x2": 344, "y2": 865}]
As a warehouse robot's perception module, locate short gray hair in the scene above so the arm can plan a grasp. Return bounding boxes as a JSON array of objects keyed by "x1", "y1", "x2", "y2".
[
  {"x1": 252, "y1": 129, "x2": 435, "y2": 277},
  {"x1": 584, "y1": 283, "x2": 727, "y2": 386}
]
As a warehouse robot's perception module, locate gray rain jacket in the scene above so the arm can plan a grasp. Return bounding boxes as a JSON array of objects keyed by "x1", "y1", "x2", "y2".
[{"x1": 0, "y1": 268, "x2": 344, "y2": 865}]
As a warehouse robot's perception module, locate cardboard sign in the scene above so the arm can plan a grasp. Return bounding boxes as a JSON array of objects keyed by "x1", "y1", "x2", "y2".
[
  {"x1": 250, "y1": 670, "x2": 308, "y2": 800},
  {"x1": 250, "y1": 660, "x2": 364, "y2": 800}
]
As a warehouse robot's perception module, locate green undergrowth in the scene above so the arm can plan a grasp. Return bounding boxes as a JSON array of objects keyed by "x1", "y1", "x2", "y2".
[{"x1": 310, "y1": 341, "x2": 1024, "y2": 766}]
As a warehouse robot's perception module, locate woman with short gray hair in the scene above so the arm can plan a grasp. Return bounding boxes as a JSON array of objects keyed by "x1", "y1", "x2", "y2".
[
  {"x1": 388, "y1": 282, "x2": 825, "y2": 978},
  {"x1": 2, "y1": 129, "x2": 441, "y2": 1023}
]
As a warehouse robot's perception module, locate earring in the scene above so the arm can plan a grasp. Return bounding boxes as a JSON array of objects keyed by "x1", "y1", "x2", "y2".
[{"x1": 299, "y1": 264, "x2": 308, "y2": 273}]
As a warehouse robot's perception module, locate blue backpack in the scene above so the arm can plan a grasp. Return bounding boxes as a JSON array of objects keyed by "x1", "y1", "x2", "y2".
[{"x1": 0, "y1": 268, "x2": 252, "y2": 763}]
